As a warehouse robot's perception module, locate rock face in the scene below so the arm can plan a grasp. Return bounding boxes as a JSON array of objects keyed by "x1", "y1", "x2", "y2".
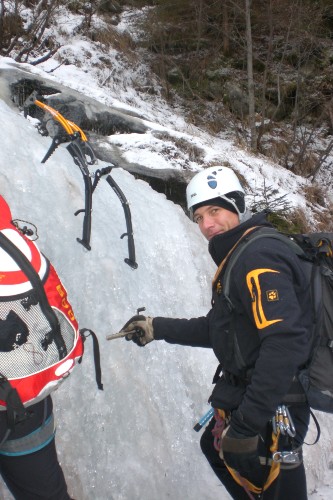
[
  {"x1": 2, "y1": 66, "x2": 148, "y2": 133},
  {"x1": 0, "y1": 64, "x2": 193, "y2": 210},
  {"x1": 91, "y1": 135, "x2": 192, "y2": 210}
]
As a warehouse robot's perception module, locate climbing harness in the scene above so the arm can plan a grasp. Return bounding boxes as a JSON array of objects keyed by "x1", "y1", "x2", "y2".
[{"x1": 23, "y1": 91, "x2": 138, "y2": 269}]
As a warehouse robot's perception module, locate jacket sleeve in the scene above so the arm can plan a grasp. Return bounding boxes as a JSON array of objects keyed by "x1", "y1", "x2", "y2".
[
  {"x1": 229, "y1": 239, "x2": 312, "y2": 435},
  {"x1": 153, "y1": 315, "x2": 212, "y2": 348}
]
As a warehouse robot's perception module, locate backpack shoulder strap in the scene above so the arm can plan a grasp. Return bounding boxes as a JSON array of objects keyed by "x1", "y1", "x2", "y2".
[
  {"x1": 0, "y1": 231, "x2": 67, "y2": 359},
  {"x1": 222, "y1": 227, "x2": 306, "y2": 300}
]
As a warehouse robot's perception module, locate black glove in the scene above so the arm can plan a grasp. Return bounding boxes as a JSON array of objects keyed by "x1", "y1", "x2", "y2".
[
  {"x1": 121, "y1": 315, "x2": 154, "y2": 347},
  {"x1": 221, "y1": 426, "x2": 265, "y2": 487}
]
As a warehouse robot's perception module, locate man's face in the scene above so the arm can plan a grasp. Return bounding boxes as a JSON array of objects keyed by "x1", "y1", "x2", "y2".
[{"x1": 193, "y1": 205, "x2": 240, "y2": 241}]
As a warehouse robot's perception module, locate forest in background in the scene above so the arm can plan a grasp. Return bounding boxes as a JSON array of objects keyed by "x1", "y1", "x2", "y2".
[{"x1": 1, "y1": 0, "x2": 333, "y2": 225}]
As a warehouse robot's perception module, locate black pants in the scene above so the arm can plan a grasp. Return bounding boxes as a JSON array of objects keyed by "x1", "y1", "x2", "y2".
[
  {"x1": 200, "y1": 418, "x2": 308, "y2": 500},
  {"x1": 0, "y1": 438, "x2": 71, "y2": 500}
]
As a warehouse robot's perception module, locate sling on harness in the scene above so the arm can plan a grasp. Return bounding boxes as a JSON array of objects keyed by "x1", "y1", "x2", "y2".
[{"x1": 23, "y1": 91, "x2": 138, "y2": 269}]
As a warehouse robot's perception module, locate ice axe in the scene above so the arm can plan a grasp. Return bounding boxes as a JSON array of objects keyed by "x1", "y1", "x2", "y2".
[{"x1": 106, "y1": 307, "x2": 146, "y2": 341}]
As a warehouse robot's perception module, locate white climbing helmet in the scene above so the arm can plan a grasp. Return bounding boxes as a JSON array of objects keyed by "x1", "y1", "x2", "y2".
[{"x1": 186, "y1": 166, "x2": 246, "y2": 218}]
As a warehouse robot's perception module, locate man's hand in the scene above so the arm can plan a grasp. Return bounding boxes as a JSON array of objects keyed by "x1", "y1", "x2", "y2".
[
  {"x1": 121, "y1": 315, "x2": 154, "y2": 347},
  {"x1": 221, "y1": 427, "x2": 265, "y2": 487}
]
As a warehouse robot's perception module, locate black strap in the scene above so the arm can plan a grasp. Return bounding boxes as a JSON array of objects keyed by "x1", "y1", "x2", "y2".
[
  {"x1": 212, "y1": 363, "x2": 223, "y2": 384},
  {"x1": 80, "y1": 329, "x2": 103, "y2": 390},
  {"x1": 304, "y1": 409, "x2": 321, "y2": 445},
  {"x1": 0, "y1": 374, "x2": 28, "y2": 437},
  {"x1": 223, "y1": 227, "x2": 305, "y2": 300},
  {"x1": 106, "y1": 174, "x2": 138, "y2": 269},
  {"x1": 69, "y1": 139, "x2": 93, "y2": 251},
  {"x1": 0, "y1": 231, "x2": 67, "y2": 360}
]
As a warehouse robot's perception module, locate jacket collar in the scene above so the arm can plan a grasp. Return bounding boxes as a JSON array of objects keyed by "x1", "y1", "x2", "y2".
[{"x1": 208, "y1": 211, "x2": 273, "y2": 266}]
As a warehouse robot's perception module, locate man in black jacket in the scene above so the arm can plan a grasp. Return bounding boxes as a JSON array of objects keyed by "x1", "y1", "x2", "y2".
[{"x1": 121, "y1": 166, "x2": 312, "y2": 499}]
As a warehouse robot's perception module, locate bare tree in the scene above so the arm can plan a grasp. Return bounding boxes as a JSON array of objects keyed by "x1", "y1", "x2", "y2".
[
  {"x1": 245, "y1": 0, "x2": 257, "y2": 150},
  {"x1": 0, "y1": 0, "x2": 61, "y2": 62},
  {"x1": 222, "y1": 0, "x2": 230, "y2": 56}
]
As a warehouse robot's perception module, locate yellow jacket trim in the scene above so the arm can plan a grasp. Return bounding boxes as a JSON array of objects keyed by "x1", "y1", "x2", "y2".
[{"x1": 246, "y1": 269, "x2": 283, "y2": 329}]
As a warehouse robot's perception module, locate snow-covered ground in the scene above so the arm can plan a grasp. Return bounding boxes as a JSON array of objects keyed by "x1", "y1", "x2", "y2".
[{"x1": 0, "y1": 5, "x2": 333, "y2": 499}]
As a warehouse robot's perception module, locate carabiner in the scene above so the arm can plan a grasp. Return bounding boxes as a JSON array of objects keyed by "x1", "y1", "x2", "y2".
[{"x1": 272, "y1": 450, "x2": 301, "y2": 464}]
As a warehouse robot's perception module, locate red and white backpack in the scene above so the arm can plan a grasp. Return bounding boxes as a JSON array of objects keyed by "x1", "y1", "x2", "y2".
[{"x1": 0, "y1": 195, "x2": 84, "y2": 409}]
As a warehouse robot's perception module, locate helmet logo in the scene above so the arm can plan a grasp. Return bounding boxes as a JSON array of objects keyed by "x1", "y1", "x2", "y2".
[{"x1": 207, "y1": 173, "x2": 217, "y2": 189}]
